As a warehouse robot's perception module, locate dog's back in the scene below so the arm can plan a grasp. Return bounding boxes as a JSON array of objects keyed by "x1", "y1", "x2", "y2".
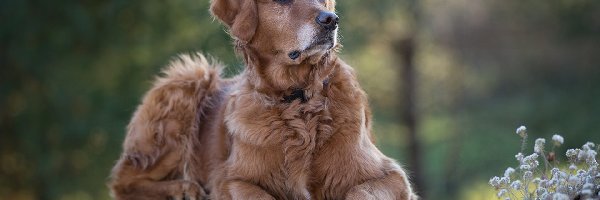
[{"x1": 108, "y1": 53, "x2": 228, "y2": 200}]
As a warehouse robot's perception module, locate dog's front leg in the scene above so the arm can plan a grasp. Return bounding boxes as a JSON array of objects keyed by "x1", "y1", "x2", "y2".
[
  {"x1": 228, "y1": 180, "x2": 276, "y2": 200},
  {"x1": 345, "y1": 161, "x2": 417, "y2": 200}
]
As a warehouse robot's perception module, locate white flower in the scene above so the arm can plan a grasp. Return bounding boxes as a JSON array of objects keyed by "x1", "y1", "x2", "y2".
[
  {"x1": 497, "y1": 189, "x2": 508, "y2": 197},
  {"x1": 568, "y1": 175, "x2": 579, "y2": 184},
  {"x1": 569, "y1": 164, "x2": 577, "y2": 171},
  {"x1": 500, "y1": 177, "x2": 510, "y2": 186},
  {"x1": 515, "y1": 153, "x2": 524, "y2": 162},
  {"x1": 584, "y1": 175, "x2": 593, "y2": 183},
  {"x1": 588, "y1": 157, "x2": 598, "y2": 167},
  {"x1": 550, "y1": 174, "x2": 560, "y2": 182},
  {"x1": 559, "y1": 171, "x2": 568, "y2": 179},
  {"x1": 523, "y1": 171, "x2": 533, "y2": 180},
  {"x1": 510, "y1": 180, "x2": 522, "y2": 190},
  {"x1": 488, "y1": 134, "x2": 600, "y2": 199},
  {"x1": 556, "y1": 185, "x2": 568, "y2": 194},
  {"x1": 577, "y1": 169, "x2": 586, "y2": 177},
  {"x1": 523, "y1": 154, "x2": 539, "y2": 168},
  {"x1": 534, "y1": 138, "x2": 546, "y2": 153},
  {"x1": 587, "y1": 150, "x2": 597, "y2": 166},
  {"x1": 536, "y1": 188, "x2": 547, "y2": 197},
  {"x1": 551, "y1": 168, "x2": 560, "y2": 175},
  {"x1": 591, "y1": 171, "x2": 597, "y2": 177},
  {"x1": 546, "y1": 179, "x2": 557, "y2": 187},
  {"x1": 539, "y1": 193, "x2": 549, "y2": 199},
  {"x1": 566, "y1": 149, "x2": 578, "y2": 160},
  {"x1": 578, "y1": 149, "x2": 589, "y2": 161},
  {"x1": 588, "y1": 149, "x2": 597, "y2": 157},
  {"x1": 590, "y1": 166, "x2": 598, "y2": 175},
  {"x1": 504, "y1": 167, "x2": 515, "y2": 178},
  {"x1": 552, "y1": 134, "x2": 564, "y2": 146},
  {"x1": 583, "y1": 142, "x2": 595, "y2": 151},
  {"x1": 516, "y1": 126, "x2": 527, "y2": 137},
  {"x1": 552, "y1": 193, "x2": 569, "y2": 200},
  {"x1": 489, "y1": 176, "x2": 501, "y2": 187},
  {"x1": 523, "y1": 153, "x2": 539, "y2": 162}
]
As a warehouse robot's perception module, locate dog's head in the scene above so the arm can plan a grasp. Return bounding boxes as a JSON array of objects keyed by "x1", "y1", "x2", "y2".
[{"x1": 211, "y1": 0, "x2": 338, "y2": 68}]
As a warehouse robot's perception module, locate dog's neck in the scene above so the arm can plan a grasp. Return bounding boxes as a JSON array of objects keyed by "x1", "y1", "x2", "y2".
[
  {"x1": 281, "y1": 77, "x2": 331, "y2": 104},
  {"x1": 240, "y1": 47, "x2": 338, "y2": 104}
]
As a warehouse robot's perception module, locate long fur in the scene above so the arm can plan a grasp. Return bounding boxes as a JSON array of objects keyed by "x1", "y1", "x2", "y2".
[
  {"x1": 109, "y1": 53, "x2": 224, "y2": 200},
  {"x1": 109, "y1": 0, "x2": 417, "y2": 199}
]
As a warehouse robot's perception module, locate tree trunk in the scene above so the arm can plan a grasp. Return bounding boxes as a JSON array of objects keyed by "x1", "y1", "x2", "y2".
[{"x1": 394, "y1": 37, "x2": 425, "y2": 199}]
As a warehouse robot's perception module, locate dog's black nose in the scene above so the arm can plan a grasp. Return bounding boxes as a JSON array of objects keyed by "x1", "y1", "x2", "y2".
[{"x1": 316, "y1": 11, "x2": 339, "y2": 30}]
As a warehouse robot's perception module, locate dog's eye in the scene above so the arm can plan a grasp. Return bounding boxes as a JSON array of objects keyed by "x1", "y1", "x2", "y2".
[{"x1": 274, "y1": 0, "x2": 292, "y2": 5}]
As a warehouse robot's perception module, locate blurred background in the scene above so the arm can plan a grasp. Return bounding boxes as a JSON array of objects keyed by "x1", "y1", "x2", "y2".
[{"x1": 1, "y1": 0, "x2": 599, "y2": 199}]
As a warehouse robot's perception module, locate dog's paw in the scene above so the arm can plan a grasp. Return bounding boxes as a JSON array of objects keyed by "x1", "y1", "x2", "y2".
[{"x1": 167, "y1": 181, "x2": 207, "y2": 200}]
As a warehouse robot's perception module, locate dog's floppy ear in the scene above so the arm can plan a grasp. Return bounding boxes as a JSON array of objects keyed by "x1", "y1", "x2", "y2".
[{"x1": 211, "y1": 0, "x2": 258, "y2": 44}]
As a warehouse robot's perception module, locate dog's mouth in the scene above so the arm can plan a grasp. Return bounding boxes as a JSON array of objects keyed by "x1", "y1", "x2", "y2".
[
  {"x1": 288, "y1": 32, "x2": 337, "y2": 61},
  {"x1": 309, "y1": 30, "x2": 337, "y2": 51},
  {"x1": 311, "y1": 36, "x2": 336, "y2": 50}
]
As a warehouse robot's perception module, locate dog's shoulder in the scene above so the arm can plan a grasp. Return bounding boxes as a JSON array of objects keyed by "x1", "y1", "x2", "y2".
[{"x1": 327, "y1": 58, "x2": 368, "y2": 102}]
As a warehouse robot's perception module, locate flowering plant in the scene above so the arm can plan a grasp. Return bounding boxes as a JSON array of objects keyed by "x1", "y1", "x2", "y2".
[{"x1": 489, "y1": 126, "x2": 600, "y2": 200}]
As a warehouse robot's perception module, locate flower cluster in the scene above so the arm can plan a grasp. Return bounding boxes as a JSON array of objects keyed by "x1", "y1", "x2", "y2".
[{"x1": 489, "y1": 126, "x2": 600, "y2": 200}]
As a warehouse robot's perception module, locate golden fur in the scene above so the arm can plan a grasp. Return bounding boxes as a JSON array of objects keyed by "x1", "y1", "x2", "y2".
[{"x1": 109, "y1": 0, "x2": 417, "y2": 199}]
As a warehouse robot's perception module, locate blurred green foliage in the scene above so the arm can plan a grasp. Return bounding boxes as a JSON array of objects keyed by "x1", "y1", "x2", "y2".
[{"x1": 1, "y1": 0, "x2": 599, "y2": 199}]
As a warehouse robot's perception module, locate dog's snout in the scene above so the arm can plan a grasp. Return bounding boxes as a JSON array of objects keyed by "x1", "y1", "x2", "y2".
[{"x1": 316, "y1": 11, "x2": 339, "y2": 30}]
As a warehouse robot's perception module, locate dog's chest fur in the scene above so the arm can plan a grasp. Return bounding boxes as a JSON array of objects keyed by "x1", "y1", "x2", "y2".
[
  {"x1": 223, "y1": 83, "x2": 367, "y2": 199},
  {"x1": 225, "y1": 90, "x2": 335, "y2": 199},
  {"x1": 222, "y1": 61, "x2": 373, "y2": 200}
]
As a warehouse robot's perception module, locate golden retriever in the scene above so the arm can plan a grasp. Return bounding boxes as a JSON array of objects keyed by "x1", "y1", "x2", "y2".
[{"x1": 109, "y1": 0, "x2": 417, "y2": 199}]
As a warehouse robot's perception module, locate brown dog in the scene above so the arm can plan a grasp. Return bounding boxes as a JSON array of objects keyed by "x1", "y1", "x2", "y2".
[{"x1": 108, "y1": 0, "x2": 417, "y2": 199}]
